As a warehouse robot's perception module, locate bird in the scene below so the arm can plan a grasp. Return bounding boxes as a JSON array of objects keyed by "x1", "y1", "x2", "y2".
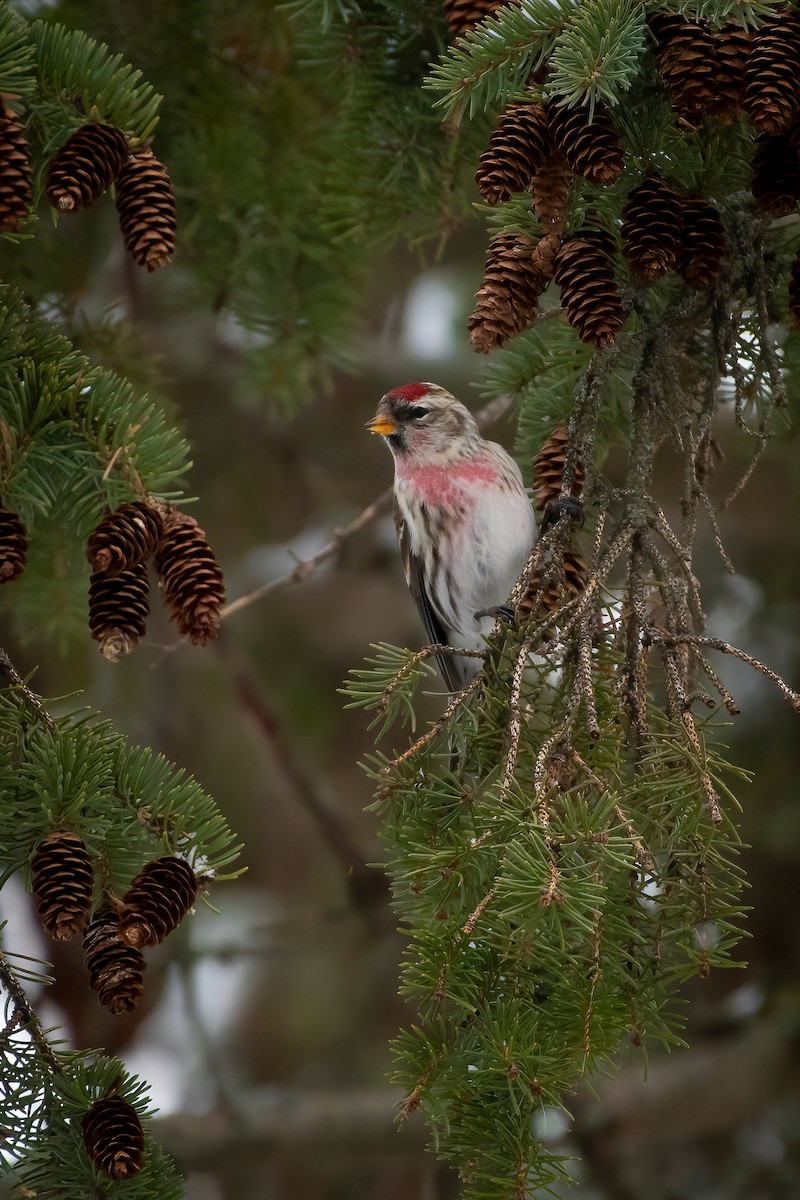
[{"x1": 368, "y1": 382, "x2": 536, "y2": 692}]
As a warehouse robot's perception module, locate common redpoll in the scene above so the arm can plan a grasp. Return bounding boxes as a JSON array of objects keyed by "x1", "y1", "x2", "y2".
[{"x1": 369, "y1": 383, "x2": 536, "y2": 691}]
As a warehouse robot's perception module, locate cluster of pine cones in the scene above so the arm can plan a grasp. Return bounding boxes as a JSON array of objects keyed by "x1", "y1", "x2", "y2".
[
  {"x1": 31, "y1": 830, "x2": 200, "y2": 1018},
  {"x1": 0, "y1": 109, "x2": 176, "y2": 270},
  {"x1": 461, "y1": 5, "x2": 800, "y2": 350}
]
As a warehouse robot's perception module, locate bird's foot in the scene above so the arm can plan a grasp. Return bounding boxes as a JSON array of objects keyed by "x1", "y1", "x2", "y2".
[
  {"x1": 541, "y1": 496, "x2": 585, "y2": 535},
  {"x1": 474, "y1": 604, "x2": 515, "y2": 624}
]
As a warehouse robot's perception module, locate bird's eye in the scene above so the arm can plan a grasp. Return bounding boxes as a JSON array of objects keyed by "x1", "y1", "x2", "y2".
[{"x1": 406, "y1": 406, "x2": 429, "y2": 420}]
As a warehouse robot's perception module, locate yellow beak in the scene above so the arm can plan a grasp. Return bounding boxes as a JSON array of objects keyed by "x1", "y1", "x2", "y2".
[{"x1": 367, "y1": 415, "x2": 397, "y2": 436}]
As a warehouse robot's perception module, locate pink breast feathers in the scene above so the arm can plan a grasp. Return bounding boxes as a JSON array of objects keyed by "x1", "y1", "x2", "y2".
[{"x1": 402, "y1": 459, "x2": 499, "y2": 506}]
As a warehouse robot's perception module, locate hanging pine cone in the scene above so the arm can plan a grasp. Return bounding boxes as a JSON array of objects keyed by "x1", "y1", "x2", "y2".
[
  {"x1": 83, "y1": 909, "x2": 146, "y2": 1014},
  {"x1": 86, "y1": 501, "x2": 163, "y2": 576},
  {"x1": 475, "y1": 102, "x2": 550, "y2": 204},
  {"x1": 676, "y1": 199, "x2": 726, "y2": 289},
  {"x1": 751, "y1": 131, "x2": 800, "y2": 216},
  {"x1": 532, "y1": 427, "x2": 584, "y2": 511},
  {"x1": 530, "y1": 151, "x2": 573, "y2": 232},
  {"x1": 622, "y1": 175, "x2": 683, "y2": 282},
  {"x1": 88, "y1": 563, "x2": 150, "y2": 662},
  {"x1": 443, "y1": 0, "x2": 504, "y2": 39},
  {"x1": 649, "y1": 15, "x2": 720, "y2": 121},
  {"x1": 553, "y1": 233, "x2": 625, "y2": 347},
  {"x1": 0, "y1": 107, "x2": 33, "y2": 232},
  {"x1": 712, "y1": 24, "x2": 753, "y2": 122},
  {"x1": 118, "y1": 856, "x2": 198, "y2": 948},
  {"x1": 743, "y1": 8, "x2": 800, "y2": 136},
  {"x1": 516, "y1": 546, "x2": 587, "y2": 622},
  {"x1": 116, "y1": 150, "x2": 177, "y2": 271},
  {"x1": 30, "y1": 831, "x2": 93, "y2": 941},
  {"x1": 789, "y1": 249, "x2": 800, "y2": 326},
  {"x1": 468, "y1": 232, "x2": 551, "y2": 353},
  {"x1": 547, "y1": 101, "x2": 623, "y2": 187},
  {"x1": 46, "y1": 122, "x2": 129, "y2": 213},
  {"x1": 154, "y1": 511, "x2": 225, "y2": 644},
  {"x1": 0, "y1": 505, "x2": 27, "y2": 583},
  {"x1": 82, "y1": 1096, "x2": 144, "y2": 1179}
]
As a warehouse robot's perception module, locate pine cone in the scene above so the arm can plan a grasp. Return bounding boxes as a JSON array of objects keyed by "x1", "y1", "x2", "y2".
[
  {"x1": 530, "y1": 150, "x2": 573, "y2": 232},
  {"x1": 789, "y1": 248, "x2": 800, "y2": 326},
  {"x1": 468, "y1": 231, "x2": 551, "y2": 353},
  {"x1": 46, "y1": 122, "x2": 129, "y2": 213},
  {"x1": 31, "y1": 832, "x2": 93, "y2": 941},
  {"x1": 83, "y1": 909, "x2": 146, "y2": 1014},
  {"x1": 751, "y1": 131, "x2": 800, "y2": 216},
  {"x1": 743, "y1": 8, "x2": 800, "y2": 136},
  {"x1": 116, "y1": 150, "x2": 177, "y2": 271},
  {"x1": 154, "y1": 511, "x2": 225, "y2": 644},
  {"x1": 82, "y1": 1096, "x2": 144, "y2": 1179},
  {"x1": 622, "y1": 175, "x2": 683, "y2": 281},
  {"x1": 86, "y1": 501, "x2": 163, "y2": 576},
  {"x1": 547, "y1": 101, "x2": 623, "y2": 187},
  {"x1": 553, "y1": 233, "x2": 625, "y2": 347},
  {"x1": 532, "y1": 427, "x2": 584, "y2": 511},
  {"x1": 475, "y1": 102, "x2": 550, "y2": 204},
  {"x1": 676, "y1": 198, "x2": 725, "y2": 289},
  {"x1": 0, "y1": 505, "x2": 27, "y2": 583},
  {"x1": 118, "y1": 856, "x2": 198, "y2": 948},
  {"x1": 649, "y1": 15, "x2": 720, "y2": 121},
  {"x1": 444, "y1": 0, "x2": 504, "y2": 39},
  {"x1": 0, "y1": 107, "x2": 33, "y2": 232},
  {"x1": 88, "y1": 563, "x2": 150, "y2": 662},
  {"x1": 712, "y1": 23, "x2": 753, "y2": 122},
  {"x1": 516, "y1": 545, "x2": 587, "y2": 622}
]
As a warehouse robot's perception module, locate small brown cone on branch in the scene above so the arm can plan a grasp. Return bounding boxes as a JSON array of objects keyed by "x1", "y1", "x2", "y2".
[
  {"x1": 82, "y1": 1096, "x2": 144, "y2": 1179},
  {"x1": 751, "y1": 131, "x2": 800, "y2": 216},
  {"x1": 31, "y1": 832, "x2": 93, "y2": 941},
  {"x1": 553, "y1": 233, "x2": 625, "y2": 347},
  {"x1": 516, "y1": 546, "x2": 588, "y2": 622},
  {"x1": 154, "y1": 511, "x2": 225, "y2": 644},
  {"x1": 712, "y1": 24, "x2": 753, "y2": 122},
  {"x1": 118, "y1": 856, "x2": 198, "y2": 948},
  {"x1": 0, "y1": 506, "x2": 27, "y2": 583},
  {"x1": 622, "y1": 175, "x2": 683, "y2": 281},
  {"x1": 0, "y1": 107, "x2": 33, "y2": 231},
  {"x1": 530, "y1": 150, "x2": 573, "y2": 233},
  {"x1": 86, "y1": 501, "x2": 163, "y2": 576},
  {"x1": 743, "y1": 8, "x2": 800, "y2": 136},
  {"x1": 88, "y1": 563, "x2": 150, "y2": 662},
  {"x1": 547, "y1": 101, "x2": 623, "y2": 187},
  {"x1": 475, "y1": 102, "x2": 550, "y2": 204},
  {"x1": 116, "y1": 150, "x2": 177, "y2": 271},
  {"x1": 45, "y1": 122, "x2": 128, "y2": 213},
  {"x1": 443, "y1": 0, "x2": 504, "y2": 39},
  {"x1": 532, "y1": 426, "x2": 584, "y2": 512},
  {"x1": 468, "y1": 232, "x2": 552, "y2": 353},
  {"x1": 677, "y1": 199, "x2": 725, "y2": 289},
  {"x1": 789, "y1": 249, "x2": 800, "y2": 327},
  {"x1": 83, "y1": 909, "x2": 146, "y2": 1014},
  {"x1": 649, "y1": 15, "x2": 720, "y2": 121}
]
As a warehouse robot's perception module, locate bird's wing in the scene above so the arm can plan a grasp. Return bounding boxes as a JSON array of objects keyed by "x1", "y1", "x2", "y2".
[{"x1": 394, "y1": 497, "x2": 462, "y2": 694}]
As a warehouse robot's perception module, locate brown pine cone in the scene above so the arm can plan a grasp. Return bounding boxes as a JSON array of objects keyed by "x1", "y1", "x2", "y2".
[
  {"x1": 649, "y1": 15, "x2": 720, "y2": 121},
  {"x1": 547, "y1": 101, "x2": 623, "y2": 187},
  {"x1": 516, "y1": 545, "x2": 587, "y2": 623},
  {"x1": 468, "y1": 231, "x2": 552, "y2": 353},
  {"x1": 116, "y1": 150, "x2": 177, "y2": 271},
  {"x1": 82, "y1": 1096, "x2": 144, "y2": 1179},
  {"x1": 789, "y1": 249, "x2": 800, "y2": 326},
  {"x1": 553, "y1": 234, "x2": 625, "y2": 347},
  {"x1": 86, "y1": 501, "x2": 163, "y2": 576},
  {"x1": 475, "y1": 102, "x2": 550, "y2": 204},
  {"x1": 88, "y1": 563, "x2": 150, "y2": 661},
  {"x1": 743, "y1": 8, "x2": 800, "y2": 136},
  {"x1": 444, "y1": 0, "x2": 505, "y2": 39},
  {"x1": 0, "y1": 107, "x2": 33, "y2": 232},
  {"x1": 676, "y1": 198, "x2": 725, "y2": 289},
  {"x1": 46, "y1": 122, "x2": 129, "y2": 213},
  {"x1": 154, "y1": 511, "x2": 225, "y2": 644},
  {"x1": 83, "y1": 909, "x2": 146, "y2": 1014},
  {"x1": 532, "y1": 426, "x2": 584, "y2": 511},
  {"x1": 751, "y1": 131, "x2": 800, "y2": 216},
  {"x1": 530, "y1": 150, "x2": 573, "y2": 233},
  {"x1": 0, "y1": 505, "x2": 27, "y2": 583},
  {"x1": 31, "y1": 831, "x2": 93, "y2": 940},
  {"x1": 118, "y1": 856, "x2": 198, "y2": 948},
  {"x1": 622, "y1": 175, "x2": 683, "y2": 281},
  {"x1": 712, "y1": 24, "x2": 753, "y2": 122}
]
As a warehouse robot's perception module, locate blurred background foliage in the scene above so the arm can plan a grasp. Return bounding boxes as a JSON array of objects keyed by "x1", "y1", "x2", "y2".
[{"x1": 1, "y1": 1, "x2": 799, "y2": 1198}]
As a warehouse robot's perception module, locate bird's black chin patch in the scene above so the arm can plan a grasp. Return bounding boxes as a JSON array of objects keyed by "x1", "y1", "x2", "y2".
[{"x1": 388, "y1": 431, "x2": 407, "y2": 453}]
